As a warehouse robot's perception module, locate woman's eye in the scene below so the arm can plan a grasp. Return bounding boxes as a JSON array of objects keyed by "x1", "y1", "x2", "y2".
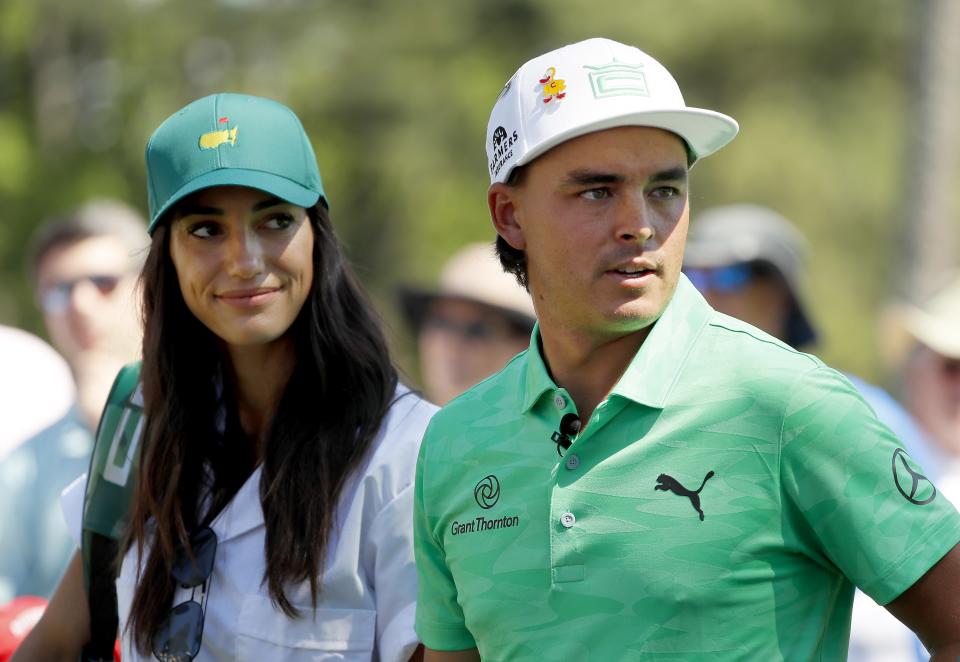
[
  {"x1": 263, "y1": 213, "x2": 295, "y2": 230},
  {"x1": 580, "y1": 188, "x2": 610, "y2": 201},
  {"x1": 187, "y1": 221, "x2": 221, "y2": 238}
]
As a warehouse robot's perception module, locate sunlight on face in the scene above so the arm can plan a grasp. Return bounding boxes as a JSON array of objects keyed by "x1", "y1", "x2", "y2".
[
  {"x1": 168, "y1": 185, "x2": 314, "y2": 349},
  {"x1": 508, "y1": 126, "x2": 689, "y2": 342}
]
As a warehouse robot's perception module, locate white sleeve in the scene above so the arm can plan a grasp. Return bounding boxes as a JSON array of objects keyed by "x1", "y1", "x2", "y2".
[
  {"x1": 371, "y1": 481, "x2": 419, "y2": 662},
  {"x1": 60, "y1": 472, "x2": 87, "y2": 547}
]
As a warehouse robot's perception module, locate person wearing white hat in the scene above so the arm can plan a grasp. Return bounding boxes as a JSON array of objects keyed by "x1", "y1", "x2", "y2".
[
  {"x1": 412, "y1": 38, "x2": 960, "y2": 661},
  {"x1": 399, "y1": 243, "x2": 536, "y2": 405},
  {"x1": 898, "y1": 275, "x2": 960, "y2": 465}
]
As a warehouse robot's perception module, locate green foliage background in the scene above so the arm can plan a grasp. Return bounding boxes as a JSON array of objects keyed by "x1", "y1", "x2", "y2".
[{"x1": 0, "y1": 0, "x2": 952, "y2": 385}]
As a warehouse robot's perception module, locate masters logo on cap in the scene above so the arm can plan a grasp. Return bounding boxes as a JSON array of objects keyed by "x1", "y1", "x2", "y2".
[
  {"x1": 486, "y1": 37, "x2": 739, "y2": 185},
  {"x1": 145, "y1": 93, "x2": 326, "y2": 233},
  {"x1": 199, "y1": 117, "x2": 238, "y2": 150}
]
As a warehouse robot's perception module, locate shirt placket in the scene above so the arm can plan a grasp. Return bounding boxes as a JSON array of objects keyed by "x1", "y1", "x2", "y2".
[{"x1": 547, "y1": 390, "x2": 627, "y2": 587}]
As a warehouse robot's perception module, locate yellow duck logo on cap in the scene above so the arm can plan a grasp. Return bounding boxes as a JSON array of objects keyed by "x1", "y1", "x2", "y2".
[
  {"x1": 199, "y1": 117, "x2": 238, "y2": 149},
  {"x1": 539, "y1": 67, "x2": 566, "y2": 103}
]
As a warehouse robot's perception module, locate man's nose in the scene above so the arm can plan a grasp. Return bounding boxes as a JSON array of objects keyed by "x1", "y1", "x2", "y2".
[
  {"x1": 615, "y1": 195, "x2": 655, "y2": 244},
  {"x1": 68, "y1": 278, "x2": 107, "y2": 316}
]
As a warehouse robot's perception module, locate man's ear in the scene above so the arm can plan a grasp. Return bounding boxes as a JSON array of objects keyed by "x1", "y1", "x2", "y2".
[{"x1": 488, "y1": 183, "x2": 526, "y2": 251}]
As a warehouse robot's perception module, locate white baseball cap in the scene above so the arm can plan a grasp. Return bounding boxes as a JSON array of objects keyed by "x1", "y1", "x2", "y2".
[{"x1": 486, "y1": 38, "x2": 739, "y2": 184}]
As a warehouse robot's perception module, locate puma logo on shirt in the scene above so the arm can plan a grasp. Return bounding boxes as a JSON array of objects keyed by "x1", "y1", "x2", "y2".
[{"x1": 655, "y1": 471, "x2": 716, "y2": 521}]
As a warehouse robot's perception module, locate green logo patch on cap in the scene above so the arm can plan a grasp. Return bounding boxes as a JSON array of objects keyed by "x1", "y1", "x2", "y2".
[{"x1": 584, "y1": 61, "x2": 649, "y2": 99}]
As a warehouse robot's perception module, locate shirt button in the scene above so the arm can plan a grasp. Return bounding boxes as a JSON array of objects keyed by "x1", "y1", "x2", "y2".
[
  {"x1": 565, "y1": 454, "x2": 580, "y2": 470},
  {"x1": 560, "y1": 512, "x2": 576, "y2": 528},
  {"x1": 554, "y1": 394, "x2": 567, "y2": 410}
]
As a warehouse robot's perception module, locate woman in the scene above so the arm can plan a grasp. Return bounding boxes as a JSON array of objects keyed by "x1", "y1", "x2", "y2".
[{"x1": 14, "y1": 93, "x2": 435, "y2": 661}]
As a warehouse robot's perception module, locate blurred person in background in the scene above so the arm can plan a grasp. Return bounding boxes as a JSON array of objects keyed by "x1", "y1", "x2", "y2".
[
  {"x1": 28, "y1": 199, "x2": 147, "y2": 429},
  {"x1": 682, "y1": 204, "x2": 939, "y2": 662},
  {"x1": 0, "y1": 200, "x2": 147, "y2": 604},
  {"x1": 683, "y1": 204, "x2": 936, "y2": 472},
  {"x1": 0, "y1": 326, "x2": 74, "y2": 461},
  {"x1": 893, "y1": 275, "x2": 960, "y2": 484},
  {"x1": 398, "y1": 243, "x2": 535, "y2": 405}
]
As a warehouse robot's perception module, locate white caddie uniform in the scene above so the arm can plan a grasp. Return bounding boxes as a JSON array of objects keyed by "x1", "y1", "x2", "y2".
[{"x1": 64, "y1": 385, "x2": 435, "y2": 662}]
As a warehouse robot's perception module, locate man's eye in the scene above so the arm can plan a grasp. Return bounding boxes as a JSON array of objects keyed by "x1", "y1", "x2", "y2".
[
  {"x1": 187, "y1": 222, "x2": 220, "y2": 238},
  {"x1": 263, "y1": 213, "x2": 295, "y2": 230},
  {"x1": 580, "y1": 188, "x2": 610, "y2": 201},
  {"x1": 650, "y1": 186, "x2": 681, "y2": 199}
]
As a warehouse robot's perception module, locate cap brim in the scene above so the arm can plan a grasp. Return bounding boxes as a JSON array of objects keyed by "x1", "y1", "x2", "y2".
[
  {"x1": 516, "y1": 107, "x2": 738, "y2": 171},
  {"x1": 904, "y1": 309, "x2": 960, "y2": 358},
  {"x1": 148, "y1": 169, "x2": 322, "y2": 233}
]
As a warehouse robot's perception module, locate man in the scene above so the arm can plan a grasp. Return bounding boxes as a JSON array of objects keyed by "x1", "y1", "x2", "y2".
[
  {"x1": 413, "y1": 38, "x2": 960, "y2": 660},
  {"x1": 0, "y1": 199, "x2": 146, "y2": 602},
  {"x1": 399, "y1": 242, "x2": 536, "y2": 404},
  {"x1": 28, "y1": 199, "x2": 146, "y2": 429}
]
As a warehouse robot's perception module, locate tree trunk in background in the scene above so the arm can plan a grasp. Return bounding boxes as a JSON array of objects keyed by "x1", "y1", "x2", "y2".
[{"x1": 901, "y1": 0, "x2": 960, "y2": 303}]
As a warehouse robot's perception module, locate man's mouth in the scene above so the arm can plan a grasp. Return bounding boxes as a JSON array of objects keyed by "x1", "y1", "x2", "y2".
[{"x1": 613, "y1": 265, "x2": 656, "y2": 276}]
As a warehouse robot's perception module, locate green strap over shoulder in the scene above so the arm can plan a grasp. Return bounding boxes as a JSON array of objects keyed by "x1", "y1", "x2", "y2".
[
  {"x1": 81, "y1": 361, "x2": 143, "y2": 587},
  {"x1": 80, "y1": 362, "x2": 143, "y2": 661}
]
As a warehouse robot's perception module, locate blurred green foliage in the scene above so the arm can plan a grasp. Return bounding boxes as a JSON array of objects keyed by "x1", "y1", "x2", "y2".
[{"x1": 0, "y1": 0, "x2": 955, "y2": 385}]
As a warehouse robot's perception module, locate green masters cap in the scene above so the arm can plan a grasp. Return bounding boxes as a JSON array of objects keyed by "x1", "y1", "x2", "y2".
[{"x1": 145, "y1": 93, "x2": 325, "y2": 233}]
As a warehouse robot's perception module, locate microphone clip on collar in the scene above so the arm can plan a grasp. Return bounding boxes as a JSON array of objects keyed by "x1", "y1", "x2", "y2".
[{"x1": 551, "y1": 413, "x2": 581, "y2": 456}]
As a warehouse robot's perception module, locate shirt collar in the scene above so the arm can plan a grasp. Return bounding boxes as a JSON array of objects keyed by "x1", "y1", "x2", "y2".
[
  {"x1": 209, "y1": 465, "x2": 264, "y2": 542},
  {"x1": 520, "y1": 274, "x2": 714, "y2": 412}
]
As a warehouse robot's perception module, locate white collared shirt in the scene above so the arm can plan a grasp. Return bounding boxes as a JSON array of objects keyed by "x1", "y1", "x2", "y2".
[{"x1": 65, "y1": 385, "x2": 436, "y2": 661}]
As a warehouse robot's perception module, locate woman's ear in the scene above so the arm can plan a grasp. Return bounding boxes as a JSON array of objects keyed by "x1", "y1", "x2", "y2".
[{"x1": 487, "y1": 183, "x2": 526, "y2": 251}]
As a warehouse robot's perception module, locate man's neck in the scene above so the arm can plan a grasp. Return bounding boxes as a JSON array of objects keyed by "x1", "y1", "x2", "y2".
[{"x1": 539, "y1": 325, "x2": 651, "y2": 425}]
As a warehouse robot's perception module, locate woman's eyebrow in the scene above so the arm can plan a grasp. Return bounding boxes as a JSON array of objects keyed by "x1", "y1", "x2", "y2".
[
  {"x1": 178, "y1": 196, "x2": 287, "y2": 218},
  {"x1": 252, "y1": 196, "x2": 286, "y2": 212},
  {"x1": 178, "y1": 204, "x2": 223, "y2": 217}
]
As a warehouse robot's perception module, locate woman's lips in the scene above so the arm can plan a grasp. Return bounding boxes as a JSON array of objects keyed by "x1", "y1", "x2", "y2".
[{"x1": 216, "y1": 287, "x2": 281, "y2": 307}]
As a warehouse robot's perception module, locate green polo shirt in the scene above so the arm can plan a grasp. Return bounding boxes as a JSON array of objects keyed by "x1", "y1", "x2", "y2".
[{"x1": 414, "y1": 275, "x2": 960, "y2": 661}]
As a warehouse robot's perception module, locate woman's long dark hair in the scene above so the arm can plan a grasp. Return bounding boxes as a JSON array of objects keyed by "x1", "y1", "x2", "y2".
[{"x1": 124, "y1": 204, "x2": 398, "y2": 654}]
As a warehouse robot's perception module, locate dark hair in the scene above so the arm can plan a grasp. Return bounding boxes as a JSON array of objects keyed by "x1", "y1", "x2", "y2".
[
  {"x1": 124, "y1": 203, "x2": 398, "y2": 654},
  {"x1": 494, "y1": 165, "x2": 529, "y2": 290},
  {"x1": 28, "y1": 199, "x2": 149, "y2": 282}
]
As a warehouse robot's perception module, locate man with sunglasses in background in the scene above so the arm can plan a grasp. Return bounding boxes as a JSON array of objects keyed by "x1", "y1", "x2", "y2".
[
  {"x1": 683, "y1": 204, "x2": 938, "y2": 473},
  {"x1": 399, "y1": 242, "x2": 536, "y2": 405},
  {"x1": 0, "y1": 199, "x2": 146, "y2": 606}
]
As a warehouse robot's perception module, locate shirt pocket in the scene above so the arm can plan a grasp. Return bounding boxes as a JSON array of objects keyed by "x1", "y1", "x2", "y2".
[{"x1": 236, "y1": 596, "x2": 376, "y2": 661}]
